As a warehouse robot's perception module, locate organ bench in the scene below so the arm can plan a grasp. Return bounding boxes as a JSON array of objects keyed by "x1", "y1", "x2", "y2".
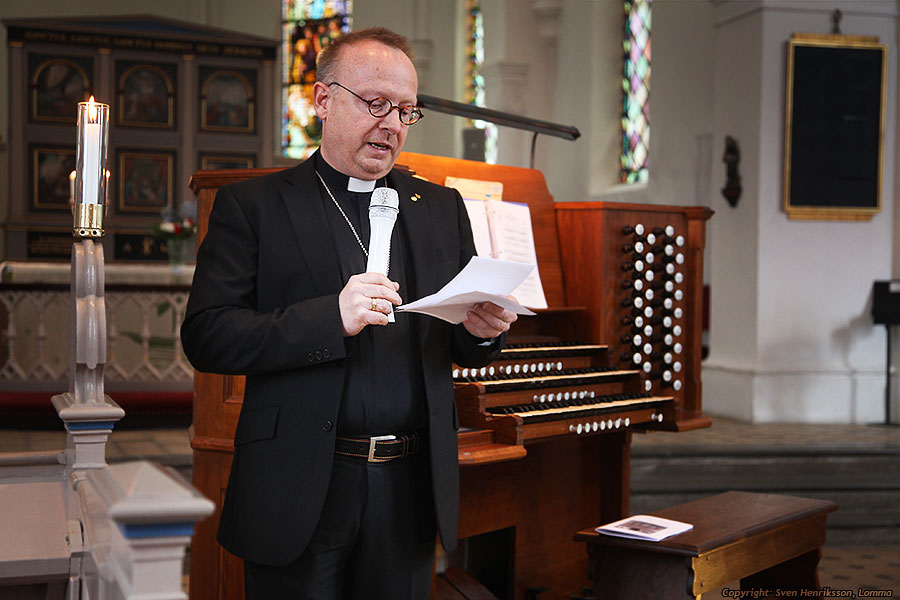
[{"x1": 575, "y1": 491, "x2": 838, "y2": 599}]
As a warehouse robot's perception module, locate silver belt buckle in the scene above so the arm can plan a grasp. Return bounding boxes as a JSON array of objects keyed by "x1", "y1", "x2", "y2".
[{"x1": 367, "y1": 434, "x2": 396, "y2": 462}]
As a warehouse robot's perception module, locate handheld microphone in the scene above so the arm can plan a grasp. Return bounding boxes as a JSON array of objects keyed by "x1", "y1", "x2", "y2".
[{"x1": 366, "y1": 187, "x2": 400, "y2": 322}]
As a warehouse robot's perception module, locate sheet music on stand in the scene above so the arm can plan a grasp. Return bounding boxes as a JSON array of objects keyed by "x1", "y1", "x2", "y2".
[{"x1": 445, "y1": 176, "x2": 548, "y2": 309}]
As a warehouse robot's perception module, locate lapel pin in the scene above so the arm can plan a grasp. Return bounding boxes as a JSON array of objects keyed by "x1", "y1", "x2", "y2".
[{"x1": 411, "y1": 193, "x2": 421, "y2": 202}]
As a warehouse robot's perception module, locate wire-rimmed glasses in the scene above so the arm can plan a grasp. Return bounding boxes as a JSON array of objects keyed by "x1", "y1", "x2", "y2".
[{"x1": 329, "y1": 82, "x2": 424, "y2": 126}]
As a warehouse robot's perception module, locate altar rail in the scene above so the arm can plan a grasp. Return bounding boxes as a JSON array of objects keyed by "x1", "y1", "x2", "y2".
[{"x1": 0, "y1": 261, "x2": 194, "y2": 414}]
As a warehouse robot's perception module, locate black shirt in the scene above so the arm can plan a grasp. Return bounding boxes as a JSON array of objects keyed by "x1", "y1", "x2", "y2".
[{"x1": 314, "y1": 151, "x2": 426, "y2": 436}]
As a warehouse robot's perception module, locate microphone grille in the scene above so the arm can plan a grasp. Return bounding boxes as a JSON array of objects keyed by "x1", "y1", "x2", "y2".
[{"x1": 371, "y1": 187, "x2": 400, "y2": 209}]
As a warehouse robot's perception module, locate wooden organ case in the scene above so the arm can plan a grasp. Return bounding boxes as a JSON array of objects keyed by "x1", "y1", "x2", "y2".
[{"x1": 187, "y1": 152, "x2": 712, "y2": 600}]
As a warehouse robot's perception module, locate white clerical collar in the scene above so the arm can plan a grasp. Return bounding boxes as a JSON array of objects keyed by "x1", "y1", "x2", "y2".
[{"x1": 348, "y1": 177, "x2": 377, "y2": 193}]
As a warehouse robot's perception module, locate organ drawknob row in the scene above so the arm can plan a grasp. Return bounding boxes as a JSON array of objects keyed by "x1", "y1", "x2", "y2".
[{"x1": 619, "y1": 222, "x2": 686, "y2": 394}]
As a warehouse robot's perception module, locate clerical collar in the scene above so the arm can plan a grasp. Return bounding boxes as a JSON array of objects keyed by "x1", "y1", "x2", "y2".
[
  {"x1": 314, "y1": 151, "x2": 378, "y2": 193},
  {"x1": 348, "y1": 177, "x2": 376, "y2": 193}
]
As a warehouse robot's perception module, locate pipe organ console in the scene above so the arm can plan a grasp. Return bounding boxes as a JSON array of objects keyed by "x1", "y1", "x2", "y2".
[{"x1": 187, "y1": 153, "x2": 712, "y2": 600}]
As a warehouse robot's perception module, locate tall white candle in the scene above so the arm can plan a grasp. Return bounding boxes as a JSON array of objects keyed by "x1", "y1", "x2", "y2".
[{"x1": 81, "y1": 98, "x2": 101, "y2": 204}]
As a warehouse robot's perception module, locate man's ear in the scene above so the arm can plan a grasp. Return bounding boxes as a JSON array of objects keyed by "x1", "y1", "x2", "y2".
[{"x1": 312, "y1": 81, "x2": 331, "y2": 120}]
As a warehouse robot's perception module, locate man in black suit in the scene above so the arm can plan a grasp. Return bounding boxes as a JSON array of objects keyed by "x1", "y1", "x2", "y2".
[{"x1": 181, "y1": 27, "x2": 516, "y2": 599}]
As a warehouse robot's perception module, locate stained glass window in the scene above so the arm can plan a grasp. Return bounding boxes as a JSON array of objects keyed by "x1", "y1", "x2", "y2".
[
  {"x1": 621, "y1": 0, "x2": 651, "y2": 183},
  {"x1": 282, "y1": 0, "x2": 352, "y2": 159},
  {"x1": 466, "y1": 0, "x2": 497, "y2": 164}
]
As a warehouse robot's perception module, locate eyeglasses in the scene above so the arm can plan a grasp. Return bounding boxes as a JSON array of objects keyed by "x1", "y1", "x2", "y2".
[{"x1": 328, "y1": 82, "x2": 424, "y2": 126}]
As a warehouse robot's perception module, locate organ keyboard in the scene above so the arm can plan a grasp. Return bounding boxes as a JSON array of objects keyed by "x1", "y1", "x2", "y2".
[{"x1": 453, "y1": 340, "x2": 676, "y2": 446}]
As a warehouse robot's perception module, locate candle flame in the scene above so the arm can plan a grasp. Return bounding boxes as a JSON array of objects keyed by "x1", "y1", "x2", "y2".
[{"x1": 87, "y1": 96, "x2": 98, "y2": 123}]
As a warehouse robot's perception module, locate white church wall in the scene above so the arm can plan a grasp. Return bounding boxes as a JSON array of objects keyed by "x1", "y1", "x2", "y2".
[{"x1": 705, "y1": 0, "x2": 898, "y2": 423}]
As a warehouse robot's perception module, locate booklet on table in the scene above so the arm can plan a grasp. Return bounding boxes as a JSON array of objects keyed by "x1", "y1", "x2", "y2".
[{"x1": 595, "y1": 515, "x2": 693, "y2": 542}]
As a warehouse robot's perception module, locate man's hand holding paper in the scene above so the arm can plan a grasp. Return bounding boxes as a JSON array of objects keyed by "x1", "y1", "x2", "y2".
[
  {"x1": 462, "y1": 301, "x2": 518, "y2": 339},
  {"x1": 396, "y1": 256, "x2": 537, "y2": 325}
]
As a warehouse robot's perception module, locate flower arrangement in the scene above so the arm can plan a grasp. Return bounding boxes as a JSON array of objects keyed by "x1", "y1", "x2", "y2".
[
  {"x1": 151, "y1": 202, "x2": 197, "y2": 266},
  {"x1": 151, "y1": 204, "x2": 197, "y2": 240}
]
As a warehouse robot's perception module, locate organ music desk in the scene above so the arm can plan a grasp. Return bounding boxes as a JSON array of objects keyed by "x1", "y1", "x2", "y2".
[{"x1": 187, "y1": 152, "x2": 713, "y2": 600}]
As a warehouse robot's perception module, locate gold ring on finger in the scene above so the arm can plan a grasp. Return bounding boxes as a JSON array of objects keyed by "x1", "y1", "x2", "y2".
[{"x1": 371, "y1": 298, "x2": 378, "y2": 312}]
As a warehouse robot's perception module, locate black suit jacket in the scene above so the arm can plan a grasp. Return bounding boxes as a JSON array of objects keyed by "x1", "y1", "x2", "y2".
[{"x1": 181, "y1": 157, "x2": 502, "y2": 566}]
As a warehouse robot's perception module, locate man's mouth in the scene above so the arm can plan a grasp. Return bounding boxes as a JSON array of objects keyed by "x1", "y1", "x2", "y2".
[{"x1": 368, "y1": 141, "x2": 392, "y2": 151}]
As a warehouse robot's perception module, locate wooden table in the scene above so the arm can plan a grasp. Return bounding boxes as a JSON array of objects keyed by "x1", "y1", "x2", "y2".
[{"x1": 574, "y1": 491, "x2": 838, "y2": 599}]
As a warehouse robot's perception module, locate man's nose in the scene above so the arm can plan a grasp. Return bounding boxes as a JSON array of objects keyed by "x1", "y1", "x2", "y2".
[{"x1": 378, "y1": 107, "x2": 404, "y2": 134}]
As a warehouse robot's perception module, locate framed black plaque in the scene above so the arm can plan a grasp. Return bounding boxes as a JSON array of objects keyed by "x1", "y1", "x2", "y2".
[
  {"x1": 114, "y1": 232, "x2": 168, "y2": 261},
  {"x1": 783, "y1": 34, "x2": 886, "y2": 221},
  {"x1": 27, "y1": 230, "x2": 73, "y2": 259}
]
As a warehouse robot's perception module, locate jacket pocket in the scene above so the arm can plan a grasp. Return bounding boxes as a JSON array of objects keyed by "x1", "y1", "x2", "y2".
[{"x1": 234, "y1": 406, "x2": 279, "y2": 446}]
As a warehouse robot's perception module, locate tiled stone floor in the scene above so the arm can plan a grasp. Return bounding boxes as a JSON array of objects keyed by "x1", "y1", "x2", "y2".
[{"x1": 2, "y1": 416, "x2": 898, "y2": 595}]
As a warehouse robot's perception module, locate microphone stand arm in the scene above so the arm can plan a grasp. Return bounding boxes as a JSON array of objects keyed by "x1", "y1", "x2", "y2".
[{"x1": 415, "y1": 94, "x2": 581, "y2": 169}]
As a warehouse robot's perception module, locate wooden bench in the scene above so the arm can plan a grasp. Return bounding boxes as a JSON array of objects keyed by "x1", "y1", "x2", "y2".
[{"x1": 574, "y1": 491, "x2": 838, "y2": 599}]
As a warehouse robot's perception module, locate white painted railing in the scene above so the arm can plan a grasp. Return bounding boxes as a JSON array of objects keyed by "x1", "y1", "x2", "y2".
[{"x1": 0, "y1": 262, "x2": 195, "y2": 391}]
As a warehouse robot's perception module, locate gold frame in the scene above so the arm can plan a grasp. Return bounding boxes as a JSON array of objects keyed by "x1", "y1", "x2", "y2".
[
  {"x1": 31, "y1": 145, "x2": 76, "y2": 211},
  {"x1": 200, "y1": 69, "x2": 255, "y2": 133},
  {"x1": 783, "y1": 33, "x2": 887, "y2": 221},
  {"x1": 117, "y1": 63, "x2": 176, "y2": 129},
  {"x1": 31, "y1": 57, "x2": 91, "y2": 123},
  {"x1": 117, "y1": 150, "x2": 175, "y2": 214}
]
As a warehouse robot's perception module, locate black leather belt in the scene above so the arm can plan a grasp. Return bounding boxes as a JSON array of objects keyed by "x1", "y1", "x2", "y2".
[{"x1": 334, "y1": 431, "x2": 424, "y2": 463}]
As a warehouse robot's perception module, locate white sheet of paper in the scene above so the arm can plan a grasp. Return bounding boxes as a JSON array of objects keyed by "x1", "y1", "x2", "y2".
[
  {"x1": 396, "y1": 256, "x2": 537, "y2": 324},
  {"x1": 487, "y1": 200, "x2": 548, "y2": 309},
  {"x1": 462, "y1": 198, "x2": 494, "y2": 258},
  {"x1": 444, "y1": 175, "x2": 548, "y2": 310}
]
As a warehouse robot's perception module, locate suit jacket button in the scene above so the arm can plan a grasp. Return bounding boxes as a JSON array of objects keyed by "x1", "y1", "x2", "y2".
[
  {"x1": 322, "y1": 420, "x2": 333, "y2": 432},
  {"x1": 307, "y1": 352, "x2": 315, "y2": 362},
  {"x1": 323, "y1": 348, "x2": 331, "y2": 359},
  {"x1": 315, "y1": 350, "x2": 323, "y2": 361}
]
